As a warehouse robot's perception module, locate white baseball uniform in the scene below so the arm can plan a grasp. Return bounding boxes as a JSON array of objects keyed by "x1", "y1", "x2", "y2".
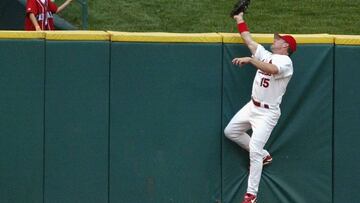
[{"x1": 224, "y1": 44, "x2": 293, "y2": 195}]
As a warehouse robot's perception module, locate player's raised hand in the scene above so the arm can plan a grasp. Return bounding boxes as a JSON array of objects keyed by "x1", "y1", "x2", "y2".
[
  {"x1": 232, "y1": 57, "x2": 251, "y2": 67},
  {"x1": 233, "y1": 12, "x2": 245, "y2": 23}
]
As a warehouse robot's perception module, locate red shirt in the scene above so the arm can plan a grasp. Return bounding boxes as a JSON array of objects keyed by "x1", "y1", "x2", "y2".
[{"x1": 25, "y1": 0, "x2": 58, "y2": 31}]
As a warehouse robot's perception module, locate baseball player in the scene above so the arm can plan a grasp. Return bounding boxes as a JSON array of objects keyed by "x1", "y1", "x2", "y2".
[
  {"x1": 25, "y1": 0, "x2": 74, "y2": 31},
  {"x1": 224, "y1": 12, "x2": 297, "y2": 203}
]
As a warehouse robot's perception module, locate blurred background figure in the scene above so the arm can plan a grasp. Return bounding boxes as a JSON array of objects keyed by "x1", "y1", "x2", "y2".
[
  {"x1": 25, "y1": 0, "x2": 74, "y2": 31},
  {"x1": 0, "y1": 0, "x2": 76, "y2": 30}
]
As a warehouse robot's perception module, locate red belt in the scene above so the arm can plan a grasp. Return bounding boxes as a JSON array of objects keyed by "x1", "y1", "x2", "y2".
[{"x1": 252, "y1": 98, "x2": 269, "y2": 109}]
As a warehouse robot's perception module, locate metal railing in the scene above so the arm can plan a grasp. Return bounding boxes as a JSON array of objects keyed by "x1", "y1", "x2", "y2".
[{"x1": 76, "y1": 0, "x2": 88, "y2": 30}]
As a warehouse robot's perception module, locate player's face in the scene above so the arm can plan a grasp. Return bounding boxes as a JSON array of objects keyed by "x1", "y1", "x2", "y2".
[{"x1": 271, "y1": 38, "x2": 288, "y2": 52}]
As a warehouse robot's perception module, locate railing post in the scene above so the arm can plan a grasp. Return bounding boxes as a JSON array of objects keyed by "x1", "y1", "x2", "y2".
[{"x1": 77, "y1": 0, "x2": 88, "y2": 30}]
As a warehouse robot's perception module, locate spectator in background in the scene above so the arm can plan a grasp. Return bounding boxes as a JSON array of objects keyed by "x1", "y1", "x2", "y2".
[{"x1": 25, "y1": 0, "x2": 74, "y2": 31}]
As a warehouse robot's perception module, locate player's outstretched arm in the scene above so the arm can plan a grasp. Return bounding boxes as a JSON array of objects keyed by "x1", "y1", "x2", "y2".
[
  {"x1": 56, "y1": 0, "x2": 74, "y2": 13},
  {"x1": 232, "y1": 57, "x2": 279, "y2": 74},
  {"x1": 233, "y1": 12, "x2": 258, "y2": 55}
]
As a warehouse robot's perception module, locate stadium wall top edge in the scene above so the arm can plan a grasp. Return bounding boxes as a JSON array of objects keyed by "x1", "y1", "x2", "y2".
[{"x1": 0, "y1": 31, "x2": 359, "y2": 45}]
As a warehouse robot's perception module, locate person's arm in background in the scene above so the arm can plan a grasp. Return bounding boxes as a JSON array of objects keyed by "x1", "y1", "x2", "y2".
[
  {"x1": 29, "y1": 13, "x2": 41, "y2": 31},
  {"x1": 55, "y1": 0, "x2": 74, "y2": 13}
]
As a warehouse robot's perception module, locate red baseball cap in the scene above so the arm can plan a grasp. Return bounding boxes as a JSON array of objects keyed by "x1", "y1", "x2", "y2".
[{"x1": 274, "y1": 33, "x2": 297, "y2": 53}]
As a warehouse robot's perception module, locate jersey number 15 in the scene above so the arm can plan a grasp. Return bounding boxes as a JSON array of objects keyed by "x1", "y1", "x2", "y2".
[{"x1": 260, "y1": 78, "x2": 270, "y2": 88}]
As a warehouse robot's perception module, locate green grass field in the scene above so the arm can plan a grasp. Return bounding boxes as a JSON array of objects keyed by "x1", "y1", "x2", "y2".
[{"x1": 57, "y1": 0, "x2": 360, "y2": 34}]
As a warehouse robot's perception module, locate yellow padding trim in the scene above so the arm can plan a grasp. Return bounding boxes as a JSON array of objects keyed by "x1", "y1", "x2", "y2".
[
  {"x1": 0, "y1": 31, "x2": 45, "y2": 39},
  {"x1": 109, "y1": 32, "x2": 222, "y2": 43},
  {"x1": 45, "y1": 31, "x2": 110, "y2": 41},
  {"x1": 335, "y1": 35, "x2": 360, "y2": 45},
  {"x1": 1, "y1": 31, "x2": 359, "y2": 45},
  {"x1": 220, "y1": 33, "x2": 334, "y2": 44}
]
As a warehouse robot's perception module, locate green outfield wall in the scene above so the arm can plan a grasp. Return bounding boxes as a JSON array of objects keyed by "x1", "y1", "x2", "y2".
[
  {"x1": 109, "y1": 34, "x2": 223, "y2": 203},
  {"x1": 44, "y1": 31, "x2": 110, "y2": 203},
  {"x1": 0, "y1": 32, "x2": 44, "y2": 203},
  {"x1": 333, "y1": 36, "x2": 360, "y2": 203},
  {"x1": 0, "y1": 31, "x2": 359, "y2": 203}
]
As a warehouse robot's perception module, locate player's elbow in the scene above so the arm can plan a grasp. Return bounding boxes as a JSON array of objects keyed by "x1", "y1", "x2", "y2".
[
  {"x1": 269, "y1": 68, "x2": 279, "y2": 75},
  {"x1": 268, "y1": 65, "x2": 279, "y2": 74}
]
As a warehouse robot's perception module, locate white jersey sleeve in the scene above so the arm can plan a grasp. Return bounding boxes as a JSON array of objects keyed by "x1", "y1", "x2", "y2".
[
  {"x1": 254, "y1": 44, "x2": 272, "y2": 61},
  {"x1": 254, "y1": 44, "x2": 293, "y2": 79},
  {"x1": 272, "y1": 55, "x2": 293, "y2": 79}
]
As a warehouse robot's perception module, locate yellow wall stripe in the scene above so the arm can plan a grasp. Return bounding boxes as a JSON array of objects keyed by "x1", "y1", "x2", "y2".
[
  {"x1": 1, "y1": 31, "x2": 360, "y2": 45},
  {"x1": 45, "y1": 31, "x2": 109, "y2": 41},
  {"x1": 109, "y1": 32, "x2": 222, "y2": 43},
  {"x1": 0, "y1": 31, "x2": 45, "y2": 39},
  {"x1": 220, "y1": 33, "x2": 334, "y2": 44},
  {"x1": 335, "y1": 35, "x2": 360, "y2": 45}
]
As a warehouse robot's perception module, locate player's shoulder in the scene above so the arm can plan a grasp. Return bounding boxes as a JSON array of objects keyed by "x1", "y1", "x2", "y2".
[
  {"x1": 256, "y1": 44, "x2": 267, "y2": 52},
  {"x1": 255, "y1": 44, "x2": 272, "y2": 59},
  {"x1": 273, "y1": 54, "x2": 292, "y2": 63},
  {"x1": 272, "y1": 54, "x2": 294, "y2": 72}
]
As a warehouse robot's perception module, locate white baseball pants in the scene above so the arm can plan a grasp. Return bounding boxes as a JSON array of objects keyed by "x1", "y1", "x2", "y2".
[{"x1": 224, "y1": 101, "x2": 280, "y2": 195}]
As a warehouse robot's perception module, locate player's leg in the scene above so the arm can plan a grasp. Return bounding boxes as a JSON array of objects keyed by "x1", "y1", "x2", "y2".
[
  {"x1": 247, "y1": 109, "x2": 280, "y2": 195},
  {"x1": 224, "y1": 102, "x2": 273, "y2": 165},
  {"x1": 224, "y1": 102, "x2": 252, "y2": 151},
  {"x1": 247, "y1": 134, "x2": 268, "y2": 195}
]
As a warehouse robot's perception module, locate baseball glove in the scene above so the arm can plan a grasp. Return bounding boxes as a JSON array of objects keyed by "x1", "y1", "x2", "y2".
[{"x1": 230, "y1": 0, "x2": 251, "y2": 17}]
